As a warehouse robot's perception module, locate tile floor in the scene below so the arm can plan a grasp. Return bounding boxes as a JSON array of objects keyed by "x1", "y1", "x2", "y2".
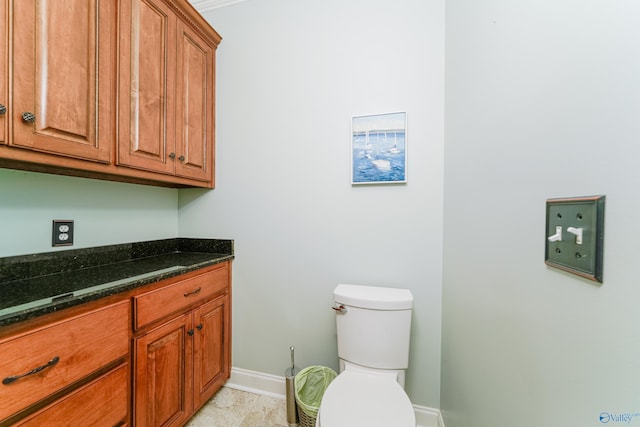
[
  {"x1": 186, "y1": 386, "x2": 289, "y2": 427},
  {"x1": 186, "y1": 385, "x2": 427, "y2": 427}
]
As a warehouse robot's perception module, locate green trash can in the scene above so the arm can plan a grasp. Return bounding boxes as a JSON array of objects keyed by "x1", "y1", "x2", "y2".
[{"x1": 294, "y1": 365, "x2": 337, "y2": 427}]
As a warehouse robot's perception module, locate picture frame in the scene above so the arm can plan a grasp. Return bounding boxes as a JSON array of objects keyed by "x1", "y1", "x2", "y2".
[{"x1": 351, "y1": 112, "x2": 407, "y2": 185}]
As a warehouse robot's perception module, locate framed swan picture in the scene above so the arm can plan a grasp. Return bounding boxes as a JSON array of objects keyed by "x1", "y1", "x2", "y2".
[{"x1": 351, "y1": 112, "x2": 407, "y2": 185}]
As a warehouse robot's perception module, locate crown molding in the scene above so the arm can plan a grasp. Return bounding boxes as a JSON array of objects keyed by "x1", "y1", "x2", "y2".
[{"x1": 189, "y1": 0, "x2": 249, "y2": 13}]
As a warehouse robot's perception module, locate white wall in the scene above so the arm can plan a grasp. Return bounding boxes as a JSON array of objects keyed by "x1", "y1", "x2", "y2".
[
  {"x1": 443, "y1": 1, "x2": 640, "y2": 426},
  {"x1": 0, "y1": 169, "x2": 179, "y2": 257},
  {"x1": 4, "y1": 0, "x2": 640, "y2": 422},
  {"x1": 179, "y1": 0, "x2": 445, "y2": 408}
]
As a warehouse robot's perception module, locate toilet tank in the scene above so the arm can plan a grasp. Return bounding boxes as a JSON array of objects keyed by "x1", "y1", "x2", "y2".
[{"x1": 334, "y1": 284, "x2": 413, "y2": 370}]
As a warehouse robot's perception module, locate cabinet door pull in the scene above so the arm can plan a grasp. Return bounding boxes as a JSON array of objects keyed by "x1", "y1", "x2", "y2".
[
  {"x1": 169, "y1": 152, "x2": 176, "y2": 159},
  {"x1": 196, "y1": 324, "x2": 203, "y2": 330},
  {"x1": 178, "y1": 155, "x2": 185, "y2": 162},
  {"x1": 183, "y1": 287, "x2": 202, "y2": 297},
  {"x1": 2, "y1": 356, "x2": 60, "y2": 385},
  {"x1": 0, "y1": 104, "x2": 6, "y2": 115},
  {"x1": 21, "y1": 112, "x2": 36, "y2": 123},
  {"x1": 187, "y1": 329, "x2": 195, "y2": 336}
]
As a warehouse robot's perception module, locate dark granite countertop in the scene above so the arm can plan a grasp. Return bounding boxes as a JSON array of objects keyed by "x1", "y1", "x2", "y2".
[{"x1": 0, "y1": 238, "x2": 234, "y2": 327}]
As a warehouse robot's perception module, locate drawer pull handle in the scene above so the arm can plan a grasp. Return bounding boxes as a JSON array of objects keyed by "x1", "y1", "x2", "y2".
[
  {"x1": 183, "y1": 287, "x2": 202, "y2": 297},
  {"x1": 2, "y1": 356, "x2": 60, "y2": 385}
]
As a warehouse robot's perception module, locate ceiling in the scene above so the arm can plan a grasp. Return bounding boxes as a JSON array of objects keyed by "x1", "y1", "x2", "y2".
[{"x1": 189, "y1": 0, "x2": 249, "y2": 13}]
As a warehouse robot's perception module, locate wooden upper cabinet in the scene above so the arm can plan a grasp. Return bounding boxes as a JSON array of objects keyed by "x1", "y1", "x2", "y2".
[
  {"x1": 175, "y1": 20, "x2": 215, "y2": 182},
  {"x1": 11, "y1": 0, "x2": 114, "y2": 163},
  {"x1": 0, "y1": 0, "x2": 219, "y2": 187},
  {"x1": 118, "y1": 0, "x2": 177, "y2": 175},
  {"x1": 118, "y1": 0, "x2": 218, "y2": 184}
]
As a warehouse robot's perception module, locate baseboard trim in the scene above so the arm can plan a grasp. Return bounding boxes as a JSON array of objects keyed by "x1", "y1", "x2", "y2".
[
  {"x1": 225, "y1": 367, "x2": 444, "y2": 427},
  {"x1": 438, "y1": 410, "x2": 446, "y2": 427},
  {"x1": 225, "y1": 367, "x2": 287, "y2": 399},
  {"x1": 413, "y1": 404, "x2": 444, "y2": 427}
]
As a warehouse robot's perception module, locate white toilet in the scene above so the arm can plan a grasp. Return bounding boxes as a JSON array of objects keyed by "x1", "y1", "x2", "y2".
[{"x1": 317, "y1": 284, "x2": 416, "y2": 427}]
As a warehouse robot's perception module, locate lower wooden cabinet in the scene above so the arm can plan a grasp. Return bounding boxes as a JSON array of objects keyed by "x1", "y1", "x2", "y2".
[
  {"x1": 193, "y1": 296, "x2": 230, "y2": 410},
  {"x1": 0, "y1": 261, "x2": 231, "y2": 427},
  {"x1": 135, "y1": 313, "x2": 193, "y2": 427},
  {"x1": 0, "y1": 300, "x2": 130, "y2": 426},
  {"x1": 134, "y1": 296, "x2": 230, "y2": 427},
  {"x1": 133, "y1": 263, "x2": 231, "y2": 427},
  {"x1": 14, "y1": 363, "x2": 129, "y2": 427}
]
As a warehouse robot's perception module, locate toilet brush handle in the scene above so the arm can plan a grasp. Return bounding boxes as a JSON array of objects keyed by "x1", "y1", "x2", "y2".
[{"x1": 290, "y1": 346, "x2": 295, "y2": 370}]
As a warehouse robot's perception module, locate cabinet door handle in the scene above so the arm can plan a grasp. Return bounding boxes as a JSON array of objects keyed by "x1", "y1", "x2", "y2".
[
  {"x1": 2, "y1": 356, "x2": 60, "y2": 385},
  {"x1": 21, "y1": 112, "x2": 36, "y2": 123},
  {"x1": 178, "y1": 155, "x2": 185, "y2": 162},
  {"x1": 183, "y1": 287, "x2": 202, "y2": 297},
  {"x1": 187, "y1": 329, "x2": 195, "y2": 336},
  {"x1": 196, "y1": 324, "x2": 203, "y2": 330},
  {"x1": 169, "y1": 152, "x2": 176, "y2": 160},
  {"x1": 0, "y1": 104, "x2": 6, "y2": 115}
]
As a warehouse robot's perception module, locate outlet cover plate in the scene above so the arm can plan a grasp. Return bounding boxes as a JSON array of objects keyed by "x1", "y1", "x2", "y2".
[
  {"x1": 545, "y1": 195, "x2": 605, "y2": 282},
  {"x1": 52, "y1": 220, "x2": 74, "y2": 247}
]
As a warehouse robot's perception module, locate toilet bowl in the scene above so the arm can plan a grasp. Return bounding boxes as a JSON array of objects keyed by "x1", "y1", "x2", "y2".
[
  {"x1": 316, "y1": 369, "x2": 416, "y2": 427},
  {"x1": 317, "y1": 284, "x2": 416, "y2": 427}
]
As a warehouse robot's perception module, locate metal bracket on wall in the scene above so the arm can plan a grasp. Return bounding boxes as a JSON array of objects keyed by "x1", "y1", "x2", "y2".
[{"x1": 545, "y1": 195, "x2": 605, "y2": 283}]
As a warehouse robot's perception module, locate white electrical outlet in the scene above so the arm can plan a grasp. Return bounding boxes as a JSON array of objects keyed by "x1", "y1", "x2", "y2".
[{"x1": 52, "y1": 220, "x2": 74, "y2": 246}]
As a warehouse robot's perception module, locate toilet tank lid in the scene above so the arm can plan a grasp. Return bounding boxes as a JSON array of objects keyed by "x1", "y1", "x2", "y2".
[{"x1": 334, "y1": 284, "x2": 413, "y2": 310}]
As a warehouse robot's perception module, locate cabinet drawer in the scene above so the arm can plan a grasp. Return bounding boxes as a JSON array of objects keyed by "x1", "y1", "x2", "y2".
[
  {"x1": 134, "y1": 263, "x2": 229, "y2": 330},
  {"x1": 15, "y1": 363, "x2": 128, "y2": 427},
  {"x1": 0, "y1": 301, "x2": 129, "y2": 421}
]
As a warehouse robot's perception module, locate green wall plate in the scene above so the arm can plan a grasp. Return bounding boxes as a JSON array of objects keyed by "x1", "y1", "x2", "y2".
[{"x1": 545, "y1": 195, "x2": 605, "y2": 283}]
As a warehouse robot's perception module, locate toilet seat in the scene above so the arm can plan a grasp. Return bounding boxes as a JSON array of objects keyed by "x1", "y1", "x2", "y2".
[{"x1": 318, "y1": 370, "x2": 416, "y2": 427}]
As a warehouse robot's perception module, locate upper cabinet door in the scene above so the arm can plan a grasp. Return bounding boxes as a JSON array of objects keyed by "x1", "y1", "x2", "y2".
[
  {"x1": 174, "y1": 21, "x2": 215, "y2": 182},
  {"x1": 118, "y1": 0, "x2": 176, "y2": 175},
  {"x1": 11, "y1": 0, "x2": 114, "y2": 162}
]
